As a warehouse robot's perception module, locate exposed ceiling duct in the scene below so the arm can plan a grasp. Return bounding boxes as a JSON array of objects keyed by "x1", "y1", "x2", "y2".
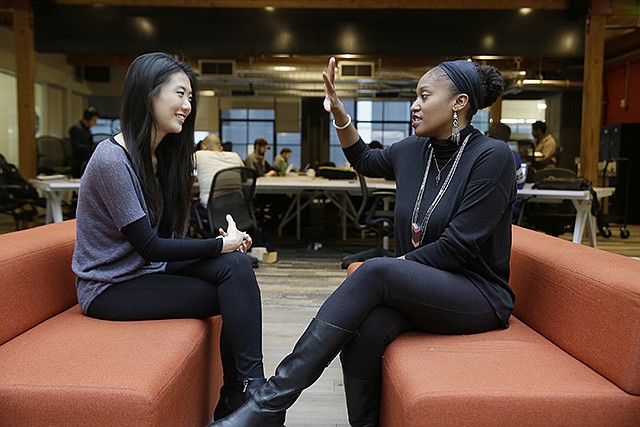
[
  {"x1": 196, "y1": 59, "x2": 580, "y2": 99},
  {"x1": 196, "y1": 59, "x2": 422, "y2": 98},
  {"x1": 503, "y1": 78, "x2": 583, "y2": 96}
]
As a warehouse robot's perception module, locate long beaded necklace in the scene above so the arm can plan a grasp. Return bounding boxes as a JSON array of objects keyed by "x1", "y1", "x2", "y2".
[{"x1": 410, "y1": 134, "x2": 470, "y2": 248}]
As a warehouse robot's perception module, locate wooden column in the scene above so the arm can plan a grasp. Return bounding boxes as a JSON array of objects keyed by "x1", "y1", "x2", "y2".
[
  {"x1": 491, "y1": 95, "x2": 503, "y2": 126},
  {"x1": 13, "y1": 0, "x2": 37, "y2": 179},
  {"x1": 579, "y1": 12, "x2": 606, "y2": 182}
]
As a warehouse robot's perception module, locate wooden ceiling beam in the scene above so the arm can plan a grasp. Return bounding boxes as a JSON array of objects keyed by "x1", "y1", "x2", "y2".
[{"x1": 52, "y1": 0, "x2": 570, "y2": 10}]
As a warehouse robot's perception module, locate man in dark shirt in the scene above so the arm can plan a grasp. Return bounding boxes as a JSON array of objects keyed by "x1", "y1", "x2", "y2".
[
  {"x1": 69, "y1": 107, "x2": 99, "y2": 178},
  {"x1": 244, "y1": 138, "x2": 276, "y2": 177}
]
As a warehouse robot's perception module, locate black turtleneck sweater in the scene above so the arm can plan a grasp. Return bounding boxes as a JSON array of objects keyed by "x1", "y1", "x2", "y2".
[{"x1": 343, "y1": 126, "x2": 516, "y2": 326}]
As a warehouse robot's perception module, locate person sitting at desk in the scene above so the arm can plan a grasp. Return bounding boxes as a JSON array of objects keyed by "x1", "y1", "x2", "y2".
[
  {"x1": 531, "y1": 120, "x2": 557, "y2": 170},
  {"x1": 245, "y1": 138, "x2": 276, "y2": 177},
  {"x1": 488, "y1": 122, "x2": 526, "y2": 222},
  {"x1": 195, "y1": 133, "x2": 244, "y2": 213},
  {"x1": 272, "y1": 148, "x2": 292, "y2": 176}
]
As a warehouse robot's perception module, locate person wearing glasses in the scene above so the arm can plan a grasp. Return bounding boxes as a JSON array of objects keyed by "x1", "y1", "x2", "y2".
[
  {"x1": 71, "y1": 53, "x2": 268, "y2": 422},
  {"x1": 210, "y1": 57, "x2": 516, "y2": 427}
]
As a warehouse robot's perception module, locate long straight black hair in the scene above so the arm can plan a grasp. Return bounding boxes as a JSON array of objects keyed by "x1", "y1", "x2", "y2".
[{"x1": 120, "y1": 52, "x2": 196, "y2": 237}]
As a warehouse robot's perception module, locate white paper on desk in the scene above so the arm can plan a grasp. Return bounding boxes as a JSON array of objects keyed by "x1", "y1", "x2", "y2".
[{"x1": 36, "y1": 174, "x2": 68, "y2": 181}]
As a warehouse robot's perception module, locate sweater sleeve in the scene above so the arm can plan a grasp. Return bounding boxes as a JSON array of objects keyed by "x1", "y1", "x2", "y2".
[
  {"x1": 122, "y1": 215, "x2": 223, "y2": 261},
  {"x1": 343, "y1": 138, "x2": 396, "y2": 179}
]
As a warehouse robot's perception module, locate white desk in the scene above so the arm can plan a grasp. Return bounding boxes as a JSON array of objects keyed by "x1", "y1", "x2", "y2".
[
  {"x1": 255, "y1": 175, "x2": 395, "y2": 240},
  {"x1": 28, "y1": 175, "x2": 395, "y2": 236},
  {"x1": 31, "y1": 176, "x2": 611, "y2": 248},
  {"x1": 30, "y1": 178, "x2": 81, "y2": 223},
  {"x1": 517, "y1": 184, "x2": 615, "y2": 247}
]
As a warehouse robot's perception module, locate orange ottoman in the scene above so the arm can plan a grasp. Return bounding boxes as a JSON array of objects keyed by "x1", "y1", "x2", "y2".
[{"x1": 0, "y1": 221, "x2": 223, "y2": 426}]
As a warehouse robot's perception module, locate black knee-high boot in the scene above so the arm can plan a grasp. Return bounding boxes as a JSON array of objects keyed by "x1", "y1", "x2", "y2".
[
  {"x1": 342, "y1": 371, "x2": 380, "y2": 427},
  {"x1": 208, "y1": 318, "x2": 355, "y2": 427}
]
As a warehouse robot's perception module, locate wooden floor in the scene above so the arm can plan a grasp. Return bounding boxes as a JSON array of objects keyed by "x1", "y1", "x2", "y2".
[{"x1": 1, "y1": 206, "x2": 639, "y2": 426}]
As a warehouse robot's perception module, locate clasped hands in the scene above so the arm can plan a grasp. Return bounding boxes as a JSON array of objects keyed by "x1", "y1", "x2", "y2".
[{"x1": 217, "y1": 214, "x2": 252, "y2": 254}]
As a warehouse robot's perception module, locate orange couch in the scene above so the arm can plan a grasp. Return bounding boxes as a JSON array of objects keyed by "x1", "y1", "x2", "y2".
[
  {"x1": 0, "y1": 220, "x2": 223, "y2": 426},
  {"x1": 349, "y1": 226, "x2": 640, "y2": 426}
]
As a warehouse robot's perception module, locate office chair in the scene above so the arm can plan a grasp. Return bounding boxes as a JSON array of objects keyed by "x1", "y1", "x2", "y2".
[
  {"x1": 36, "y1": 136, "x2": 72, "y2": 175},
  {"x1": 341, "y1": 173, "x2": 395, "y2": 269},
  {"x1": 519, "y1": 167, "x2": 578, "y2": 236},
  {"x1": 0, "y1": 163, "x2": 44, "y2": 230},
  {"x1": 191, "y1": 166, "x2": 259, "y2": 238}
]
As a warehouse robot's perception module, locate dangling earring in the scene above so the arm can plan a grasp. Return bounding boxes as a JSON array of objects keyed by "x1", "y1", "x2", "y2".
[{"x1": 451, "y1": 111, "x2": 460, "y2": 145}]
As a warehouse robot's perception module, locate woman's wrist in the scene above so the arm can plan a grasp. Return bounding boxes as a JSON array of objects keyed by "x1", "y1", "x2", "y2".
[{"x1": 332, "y1": 113, "x2": 352, "y2": 130}]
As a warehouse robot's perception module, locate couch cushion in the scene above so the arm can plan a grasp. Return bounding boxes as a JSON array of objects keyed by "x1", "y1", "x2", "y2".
[
  {"x1": 0, "y1": 305, "x2": 223, "y2": 426},
  {"x1": 511, "y1": 226, "x2": 640, "y2": 395},
  {"x1": 380, "y1": 317, "x2": 640, "y2": 427},
  {"x1": 0, "y1": 220, "x2": 77, "y2": 345}
]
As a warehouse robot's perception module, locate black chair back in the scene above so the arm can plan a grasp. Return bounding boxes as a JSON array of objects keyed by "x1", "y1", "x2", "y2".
[
  {"x1": 354, "y1": 173, "x2": 395, "y2": 231},
  {"x1": 36, "y1": 136, "x2": 71, "y2": 175},
  {"x1": 341, "y1": 174, "x2": 395, "y2": 268},
  {"x1": 207, "y1": 166, "x2": 258, "y2": 234}
]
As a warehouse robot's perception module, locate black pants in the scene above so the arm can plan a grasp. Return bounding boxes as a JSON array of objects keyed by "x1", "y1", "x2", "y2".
[
  {"x1": 316, "y1": 257, "x2": 503, "y2": 381},
  {"x1": 87, "y1": 251, "x2": 264, "y2": 380}
]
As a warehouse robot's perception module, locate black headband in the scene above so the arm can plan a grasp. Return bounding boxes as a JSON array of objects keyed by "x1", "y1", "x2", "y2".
[{"x1": 438, "y1": 60, "x2": 482, "y2": 115}]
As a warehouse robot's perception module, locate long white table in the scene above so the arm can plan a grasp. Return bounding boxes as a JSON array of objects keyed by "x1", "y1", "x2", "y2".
[
  {"x1": 255, "y1": 175, "x2": 395, "y2": 240},
  {"x1": 30, "y1": 176, "x2": 614, "y2": 248},
  {"x1": 516, "y1": 184, "x2": 615, "y2": 247}
]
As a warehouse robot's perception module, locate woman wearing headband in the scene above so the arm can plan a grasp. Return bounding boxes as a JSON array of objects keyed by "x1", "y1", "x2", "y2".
[{"x1": 210, "y1": 57, "x2": 516, "y2": 427}]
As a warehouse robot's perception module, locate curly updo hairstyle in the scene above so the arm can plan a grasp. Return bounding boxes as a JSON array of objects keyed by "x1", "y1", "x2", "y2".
[
  {"x1": 475, "y1": 64, "x2": 504, "y2": 111},
  {"x1": 431, "y1": 62, "x2": 503, "y2": 120}
]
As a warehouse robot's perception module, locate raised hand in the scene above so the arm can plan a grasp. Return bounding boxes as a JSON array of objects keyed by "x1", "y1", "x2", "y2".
[{"x1": 322, "y1": 57, "x2": 339, "y2": 113}]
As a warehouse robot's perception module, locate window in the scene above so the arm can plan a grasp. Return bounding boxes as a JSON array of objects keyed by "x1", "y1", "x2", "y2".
[
  {"x1": 0, "y1": 70, "x2": 18, "y2": 162},
  {"x1": 329, "y1": 99, "x2": 412, "y2": 166},
  {"x1": 91, "y1": 118, "x2": 121, "y2": 143},
  {"x1": 220, "y1": 109, "x2": 275, "y2": 159},
  {"x1": 276, "y1": 131, "x2": 302, "y2": 171},
  {"x1": 500, "y1": 100, "x2": 547, "y2": 141},
  {"x1": 470, "y1": 108, "x2": 491, "y2": 135}
]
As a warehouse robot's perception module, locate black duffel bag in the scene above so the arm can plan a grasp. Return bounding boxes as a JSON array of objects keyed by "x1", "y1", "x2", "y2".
[
  {"x1": 316, "y1": 166, "x2": 356, "y2": 180},
  {"x1": 533, "y1": 175, "x2": 591, "y2": 191}
]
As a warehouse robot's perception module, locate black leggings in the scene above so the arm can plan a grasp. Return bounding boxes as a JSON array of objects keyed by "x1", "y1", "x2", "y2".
[
  {"x1": 316, "y1": 257, "x2": 503, "y2": 380},
  {"x1": 87, "y1": 251, "x2": 263, "y2": 380}
]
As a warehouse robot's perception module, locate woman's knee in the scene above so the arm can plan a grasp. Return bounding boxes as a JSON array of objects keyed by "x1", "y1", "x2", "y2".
[
  {"x1": 216, "y1": 252, "x2": 255, "y2": 278},
  {"x1": 224, "y1": 251, "x2": 253, "y2": 268},
  {"x1": 351, "y1": 257, "x2": 397, "y2": 283},
  {"x1": 191, "y1": 252, "x2": 257, "y2": 288}
]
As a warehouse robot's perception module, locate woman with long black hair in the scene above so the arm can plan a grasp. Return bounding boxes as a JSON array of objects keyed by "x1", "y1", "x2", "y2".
[{"x1": 72, "y1": 52, "x2": 267, "y2": 421}]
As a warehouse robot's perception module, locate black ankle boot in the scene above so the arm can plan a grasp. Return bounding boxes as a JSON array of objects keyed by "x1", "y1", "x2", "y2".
[
  {"x1": 342, "y1": 371, "x2": 380, "y2": 427},
  {"x1": 213, "y1": 378, "x2": 267, "y2": 420},
  {"x1": 213, "y1": 381, "x2": 244, "y2": 420},
  {"x1": 208, "y1": 318, "x2": 355, "y2": 427}
]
